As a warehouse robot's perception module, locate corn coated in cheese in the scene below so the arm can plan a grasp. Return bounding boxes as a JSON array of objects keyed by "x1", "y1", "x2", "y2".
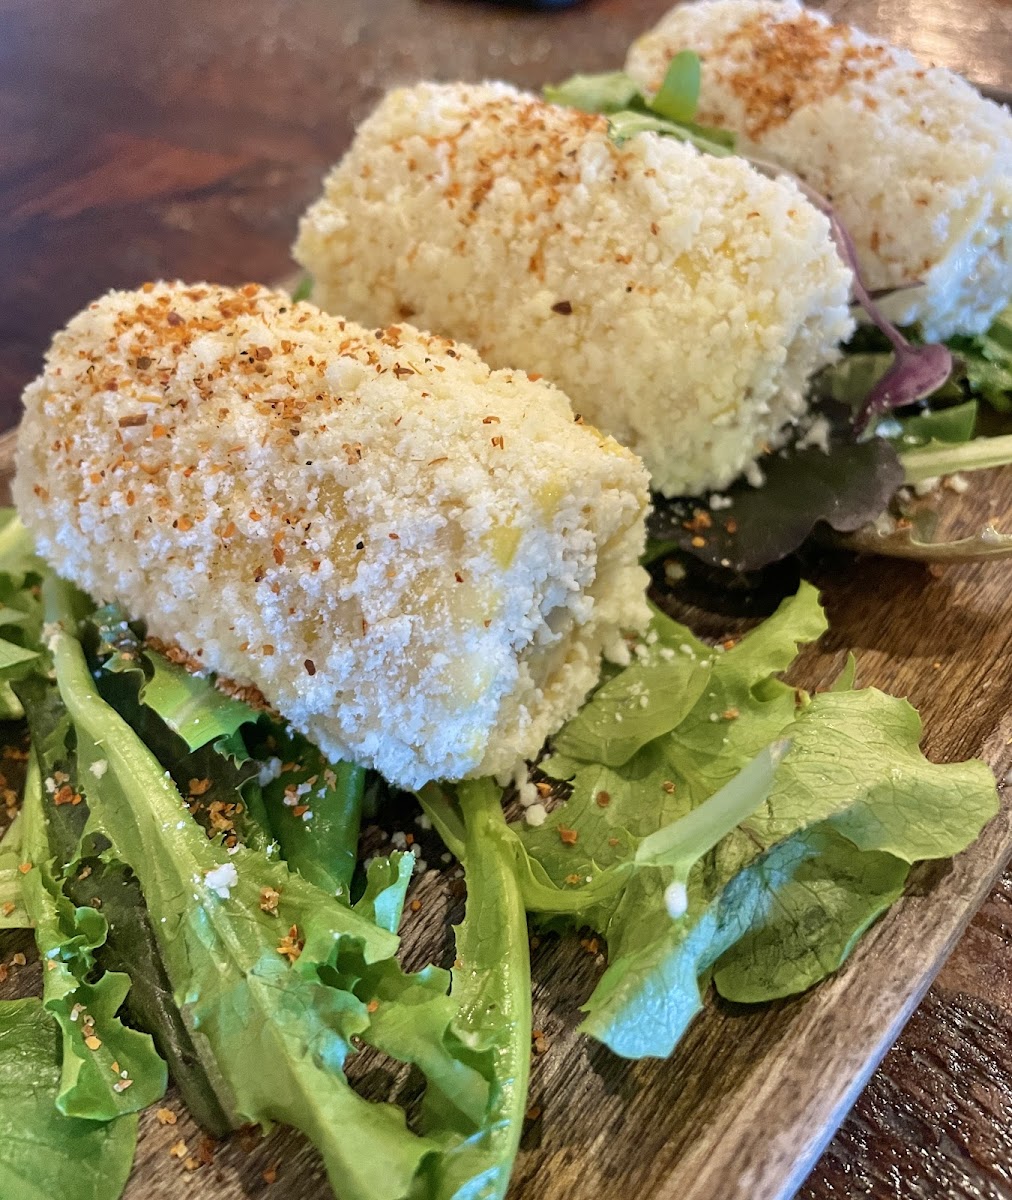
[{"x1": 15, "y1": 282, "x2": 651, "y2": 788}]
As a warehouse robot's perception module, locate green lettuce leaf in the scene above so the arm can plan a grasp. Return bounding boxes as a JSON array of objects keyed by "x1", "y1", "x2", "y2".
[
  {"x1": 0, "y1": 514, "x2": 48, "y2": 720},
  {"x1": 0, "y1": 637, "x2": 39, "y2": 682},
  {"x1": 0, "y1": 814, "x2": 30, "y2": 928},
  {"x1": 354, "y1": 853, "x2": 414, "y2": 934},
  {"x1": 95, "y1": 607, "x2": 256, "y2": 754},
  {"x1": 18, "y1": 758, "x2": 167, "y2": 1120},
  {"x1": 946, "y1": 305, "x2": 1012, "y2": 411},
  {"x1": 550, "y1": 605, "x2": 712, "y2": 767},
  {"x1": 899, "y1": 431, "x2": 1012, "y2": 484},
  {"x1": 544, "y1": 61, "x2": 735, "y2": 156},
  {"x1": 710, "y1": 827, "x2": 908, "y2": 1002},
  {"x1": 419, "y1": 780, "x2": 532, "y2": 1200},
  {"x1": 758, "y1": 688, "x2": 997, "y2": 859},
  {"x1": 250, "y1": 722, "x2": 365, "y2": 896},
  {"x1": 650, "y1": 50, "x2": 701, "y2": 124},
  {"x1": 290, "y1": 273, "x2": 314, "y2": 303},
  {"x1": 94, "y1": 604, "x2": 364, "y2": 893},
  {"x1": 0, "y1": 999, "x2": 138, "y2": 1200},
  {"x1": 0, "y1": 683, "x2": 24, "y2": 720},
  {"x1": 131, "y1": 655, "x2": 253, "y2": 751},
  {"x1": 646, "y1": 431, "x2": 904, "y2": 573},
  {"x1": 13, "y1": 665, "x2": 232, "y2": 1135},
  {"x1": 517, "y1": 585, "x2": 996, "y2": 1058},
  {"x1": 885, "y1": 399, "x2": 978, "y2": 448},
  {"x1": 61, "y1": 855, "x2": 234, "y2": 1137},
  {"x1": 835, "y1": 506, "x2": 1012, "y2": 561},
  {"x1": 543, "y1": 70, "x2": 640, "y2": 113},
  {"x1": 579, "y1": 825, "x2": 909, "y2": 1056},
  {"x1": 534, "y1": 584, "x2": 826, "y2": 845},
  {"x1": 606, "y1": 108, "x2": 736, "y2": 155},
  {"x1": 0, "y1": 511, "x2": 44, "y2": 587}
]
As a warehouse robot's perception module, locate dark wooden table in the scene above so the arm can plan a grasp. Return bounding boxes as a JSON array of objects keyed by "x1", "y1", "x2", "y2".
[{"x1": 3, "y1": 1, "x2": 1012, "y2": 1197}]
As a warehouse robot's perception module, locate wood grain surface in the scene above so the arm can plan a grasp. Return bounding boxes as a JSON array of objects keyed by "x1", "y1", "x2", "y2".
[{"x1": 3, "y1": 2, "x2": 1012, "y2": 1198}]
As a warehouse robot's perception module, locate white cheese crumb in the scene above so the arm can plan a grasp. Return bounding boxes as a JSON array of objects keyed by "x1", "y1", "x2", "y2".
[
  {"x1": 524, "y1": 803, "x2": 548, "y2": 827},
  {"x1": 89, "y1": 759, "x2": 109, "y2": 779},
  {"x1": 257, "y1": 757, "x2": 283, "y2": 787},
  {"x1": 744, "y1": 461, "x2": 766, "y2": 489},
  {"x1": 517, "y1": 779, "x2": 539, "y2": 808},
  {"x1": 203, "y1": 863, "x2": 238, "y2": 900},
  {"x1": 606, "y1": 637, "x2": 632, "y2": 668},
  {"x1": 664, "y1": 880, "x2": 688, "y2": 919},
  {"x1": 797, "y1": 415, "x2": 832, "y2": 453},
  {"x1": 511, "y1": 762, "x2": 539, "y2": 808}
]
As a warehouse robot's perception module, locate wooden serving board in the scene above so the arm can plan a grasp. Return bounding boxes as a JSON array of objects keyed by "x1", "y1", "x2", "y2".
[{"x1": 3, "y1": 426, "x2": 1012, "y2": 1200}]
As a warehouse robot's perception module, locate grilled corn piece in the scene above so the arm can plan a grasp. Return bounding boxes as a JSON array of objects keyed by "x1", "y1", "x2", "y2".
[
  {"x1": 625, "y1": 0, "x2": 1012, "y2": 340},
  {"x1": 15, "y1": 282, "x2": 650, "y2": 788},
  {"x1": 293, "y1": 81, "x2": 853, "y2": 498}
]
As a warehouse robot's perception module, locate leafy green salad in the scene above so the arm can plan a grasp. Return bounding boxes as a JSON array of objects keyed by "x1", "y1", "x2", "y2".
[{"x1": 0, "y1": 507, "x2": 997, "y2": 1199}]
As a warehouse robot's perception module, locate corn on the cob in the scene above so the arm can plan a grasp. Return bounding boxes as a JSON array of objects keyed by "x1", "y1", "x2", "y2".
[
  {"x1": 15, "y1": 282, "x2": 650, "y2": 789},
  {"x1": 625, "y1": 0, "x2": 1012, "y2": 340},
  {"x1": 293, "y1": 81, "x2": 853, "y2": 499}
]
